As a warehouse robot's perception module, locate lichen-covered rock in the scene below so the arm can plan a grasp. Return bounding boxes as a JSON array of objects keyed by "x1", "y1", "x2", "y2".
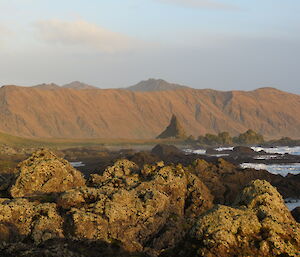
[
  {"x1": 189, "y1": 180, "x2": 300, "y2": 257},
  {"x1": 0, "y1": 198, "x2": 64, "y2": 244},
  {"x1": 9, "y1": 149, "x2": 86, "y2": 198},
  {"x1": 0, "y1": 199, "x2": 36, "y2": 242},
  {"x1": 30, "y1": 203, "x2": 64, "y2": 244},
  {"x1": 58, "y1": 160, "x2": 213, "y2": 255}
]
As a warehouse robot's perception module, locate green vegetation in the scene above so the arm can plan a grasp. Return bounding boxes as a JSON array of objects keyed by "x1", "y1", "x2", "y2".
[
  {"x1": 262, "y1": 137, "x2": 300, "y2": 147},
  {"x1": 233, "y1": 129, "x2": 264, "y2": 144},
  {"x1": 197, "y1": 132, "x2": 233, "y2": 146},
  {"x1": 0, "y1": 131, "x2": 40, "y2": 147},
  {"x1": 0, "y1": 130, "x2": 188, "y2": 150},
  {"x1": 193, "y1": 129, "x2": 264, "y2": 146},
  {"x1": 1, "y1": 128, "x2": 299, "y2": 152}
]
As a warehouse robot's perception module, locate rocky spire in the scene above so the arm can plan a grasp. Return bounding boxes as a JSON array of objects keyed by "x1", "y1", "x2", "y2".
[{"x1": 156, "y1": 114, "x2": 187, "y2": 139}]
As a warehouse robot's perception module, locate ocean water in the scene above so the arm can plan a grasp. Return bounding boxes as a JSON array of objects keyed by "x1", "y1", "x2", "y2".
[
  {"x1": 215, "y1": 147, "x2": 234, "y2": 151},
  {"x1": 254, "y1": 155, "x2": 278, "y2": 160},
  {"x1": 285, "y1": 198, "x2": 300, "y2": 211},
  {"x1": 186, "y1": 146, "x2": 300, "y2": 176},
  {"x1": 240, "y1": 163, "x2": 300, "y2": 176},
  {"x1": 240, "y1": 163, "x2": 300, "y2": 177},
  {"x1": 70, "y1": 161, "x2": 85, "y2": 167},
  {"x1": 187, "y1": 146, "x2": 300, "y2": 211},
  {"x1": 184, "y1": 149, "x2": 206, "y2": 155},
  {"x1": 188, "y1": 146, "x2": 300, "y2": 155},
  {"x1": 184, "y1": 148, "x2": 229, "y2": 157},
  {"x1": 251, "y1": 146, "x2": 300, "y2": 155}
]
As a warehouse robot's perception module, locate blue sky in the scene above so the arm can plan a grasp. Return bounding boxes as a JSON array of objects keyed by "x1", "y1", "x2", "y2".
[{"x1": 0, "y1": 0, "x2": 299, "y2": 93}]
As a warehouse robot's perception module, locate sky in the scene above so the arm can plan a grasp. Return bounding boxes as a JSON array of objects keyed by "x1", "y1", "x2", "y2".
[{"x1": 0, "y1": 0, "x2": 299, "y2": 93}]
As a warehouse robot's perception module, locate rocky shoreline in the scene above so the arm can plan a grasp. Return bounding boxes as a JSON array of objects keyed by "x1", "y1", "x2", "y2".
[{"x1": 0, "y1": 146, "x2": 299, "y2": 256}]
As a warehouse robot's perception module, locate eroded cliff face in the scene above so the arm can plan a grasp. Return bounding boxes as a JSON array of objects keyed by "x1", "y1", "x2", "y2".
[
  {"x1": 0, "y1": 150, "x2": 299, "y2": 257},
  {"x1": 0, "y1": 85, "x2": 300, "y2": 139}
]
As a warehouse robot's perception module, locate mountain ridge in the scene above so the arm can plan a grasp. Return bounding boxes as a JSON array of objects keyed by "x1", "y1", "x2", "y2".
[
  {"x1": 62, "y1": 81, "x2": 97, "y2": 89},
  {"x1": 126, "y1": 78, "x2": 190, "y2": 92},
  {"x1": 0, "y1": 80, "x2": 299, "y2": 139},
  {"x1": 1, "y1": 79, "x2": 290, "y2": 94}
]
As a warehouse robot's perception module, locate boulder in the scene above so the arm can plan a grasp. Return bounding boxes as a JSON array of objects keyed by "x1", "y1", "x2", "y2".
[
  {"x1": 0, "y1": 198, "x2": 64, "y2": 244},
  {"x1": 9, "y1": 149, "x2": 86, "y2": 198},
  {"x1": 291, "y1": 207, "x2": 300, "y2": 223},
  {"x1": 128, "y1": 151, "x2": 159, "y2": 167},
  {"x1": 151, "y1": 144, "x2": 182, "y2": 158},
  {"x1": 187, "y1": 180, "x2": 300, "y2": 257},
  {"x1": 205, "y1": 148, "x2": 219, "y2": 154},
  {"x1": 232, "y1": 146, "x2": 255, "y2": 155}
]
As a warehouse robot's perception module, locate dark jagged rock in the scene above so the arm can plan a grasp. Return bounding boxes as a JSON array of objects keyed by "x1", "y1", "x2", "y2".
[
  {"x1": 128, "y1": 151, "x2": 160, "y2": 167},
  {"x1": 292, "y1": 207, "x2": 300, "y2": 223},
  {"x1": 232, "y1": 145, "x2": 256, "y2": 154},
  {"x1": 9, "y1": 149, "x2": 86, "y2": 198},
  {"x1": 156, "y1": 115, "x2": 187, "y2": 139},
  {"x1": 190, "y1": 158, "x2": 282, "y2": 204},
  {"x1": 151, "y1": 144, "x2": 182, "y2": 158},
  {"x1": 205, "y1": 148, "x2": 219, "y2": 155},
  {"x1": 0, "y1": 238, "x2": 149, "y2": 257}
]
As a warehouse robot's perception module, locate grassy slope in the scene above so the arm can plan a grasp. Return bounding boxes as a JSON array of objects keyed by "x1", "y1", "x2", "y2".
[
  {"x1": 0, "y1": 131, "x2": 41, "y2": 146},
  {"x1": 0, "y1": 131, "x2": 184, "y2": 149}
]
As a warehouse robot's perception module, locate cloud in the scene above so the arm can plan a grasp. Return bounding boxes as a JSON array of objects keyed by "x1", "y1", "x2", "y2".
[
  {"x1": 34, "y1": 19, "x2": 139, "y2": 53},
  {"x1": 156, "y1": 0, "x2": 237, "y2": 10}
]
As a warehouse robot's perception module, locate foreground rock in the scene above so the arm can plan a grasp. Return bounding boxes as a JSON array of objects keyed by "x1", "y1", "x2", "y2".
[
  {"x1": 1, "y1": 150, "x2": 299, "y2": 256},
  {"x1": 58, "y1": 159, "x2": 213, "y2": 255},
  {"x1": 9, "y1": 149, "x2": 86, "y2": 198},
  {"x1": 0, "y1": 153, "x2": 213, "y2": 256},
  {"x1": 166, "y1": 180, "x2": 300, "y2": 257},
  {"x1": 0, "y1": 198, "x2": 64, "y2": 243},
  {"x1": 0, "y1": 239, "x2": 148, "y2": 257}
]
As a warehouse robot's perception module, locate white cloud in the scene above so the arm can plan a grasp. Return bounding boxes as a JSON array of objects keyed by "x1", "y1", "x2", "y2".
[
  {"x1": 157, "y1": 0, "x2": 237, "y2": 9},
  {"x1": 34, "y1": 19, "x2": 139, "y2": 53}
]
